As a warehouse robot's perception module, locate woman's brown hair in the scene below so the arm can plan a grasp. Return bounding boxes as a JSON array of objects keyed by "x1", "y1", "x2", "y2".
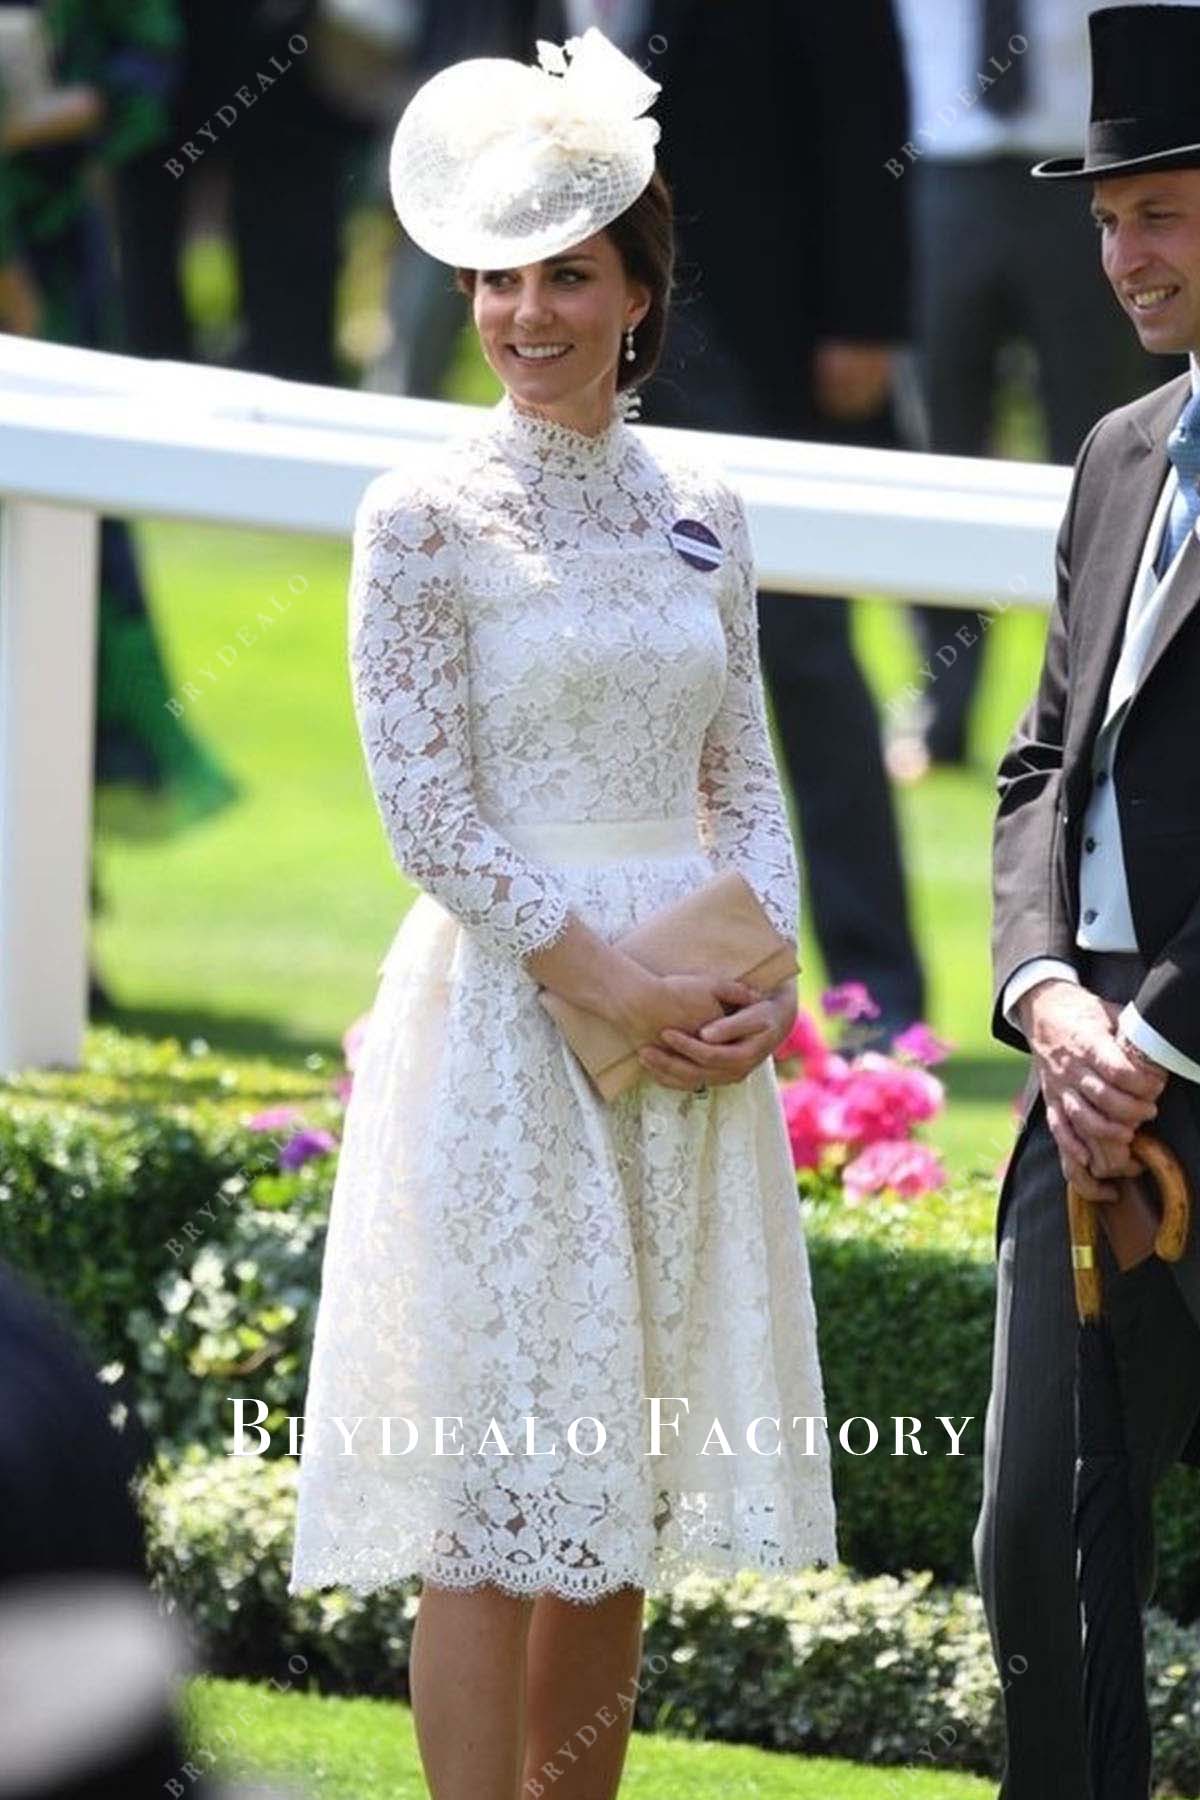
[{"x1": 454, "y1": 168, "x2": 675, "y2": 392}]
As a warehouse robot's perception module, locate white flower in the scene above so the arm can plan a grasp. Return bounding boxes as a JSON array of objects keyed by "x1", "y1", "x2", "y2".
[
  {"x1": 535, "y1": 38, "x2": 571, "y2": 78},
  {"x1": 526, "y1": 28, "x2": 661, "y2": 168}
]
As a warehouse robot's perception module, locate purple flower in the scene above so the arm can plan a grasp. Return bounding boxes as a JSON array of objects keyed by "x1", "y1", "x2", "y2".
[
  {"x1": 821, "y1": 981, "x2": 881, "y2": 1022},
  {"x1": 279, "y1": 1127, "x2": 338, "y2": 1171}
]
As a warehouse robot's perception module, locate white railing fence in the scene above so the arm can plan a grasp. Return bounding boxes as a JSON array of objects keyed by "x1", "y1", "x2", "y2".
[{"x1": 0, "y1": 335, "x2": 1067, "y2": 1074}]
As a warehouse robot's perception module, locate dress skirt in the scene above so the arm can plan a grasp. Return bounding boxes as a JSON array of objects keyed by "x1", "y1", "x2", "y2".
[{"x1": 288, "y1": 814, "x2": 838, "y2": 1605}]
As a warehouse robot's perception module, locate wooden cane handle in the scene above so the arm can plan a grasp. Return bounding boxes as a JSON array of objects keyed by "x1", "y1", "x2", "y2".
[
  {"x1": 1067, "y1": 1180, "x2": 1103, "y2": 1321},
  {"x1": 1130, "y1": 1130, "x2": 1192, "y2": 1263}
]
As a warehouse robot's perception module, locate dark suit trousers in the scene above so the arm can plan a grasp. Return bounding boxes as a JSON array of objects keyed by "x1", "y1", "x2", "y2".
[
  {"x1": 755, "y1": 587, "x2": 925, "y2": 1031},
  {"x1": 645, "y1": 296, "x2": 927, "y2": 1036},
  {"x1": 975, "y1": 951, "x2": 1200, "y2": 1798},
  {"x1": 114, "y1": 125, "x2": 349, "y2": 387}
]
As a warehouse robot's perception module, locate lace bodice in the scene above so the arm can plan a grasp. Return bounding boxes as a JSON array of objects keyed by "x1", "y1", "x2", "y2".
[{"x1": 348, "y1": 392, "x2": 801, "y2": 959}]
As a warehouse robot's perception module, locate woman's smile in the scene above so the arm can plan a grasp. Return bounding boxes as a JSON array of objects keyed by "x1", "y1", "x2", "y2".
[{"x1": 509, "y1": 342, "x2": 573, "y2": 363}]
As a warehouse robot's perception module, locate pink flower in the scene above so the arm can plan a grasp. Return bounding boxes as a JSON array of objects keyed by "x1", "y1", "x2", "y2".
[
  {"x1": 821, "y1": 1051, "x2": 853, "y2": 1086},
  {"x1": 780, "y1": 1078, "x2": 828, "y2": 1171},
  {"x1": 774, "y1": 1008, "x2": 830, "y2": 1077},
  {"x1": 821, "y1": 981, "x2": 881, "y2": 1022},
  {"x1": 843, "y1": 1138, "x2": 947, "y2": 1198},
  {"x1": 246, "y1": 1104, "x2": 305, "y2": 1132},
  {"x1": 342, "y1": 1012, "x2": 371, "y2": 1073},
  {"x1": 815, "y1": 1054, "x2": 943, "y2": 1147},
  {"x1": 891, "y1": 1022, "x2": 954, "y2": 1066},
  {"x1": 331, "y1": 1072, "x2": 353, "y2": 1104}
]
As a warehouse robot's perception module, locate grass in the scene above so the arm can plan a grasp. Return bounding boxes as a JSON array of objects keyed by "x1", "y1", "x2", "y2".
[
  {"x1": 90, "y1": 213, "x2": 1055, "y2": 1186},
  {"x1": 182, "y1": 1676, "x2": 996, "y2": 1798}
]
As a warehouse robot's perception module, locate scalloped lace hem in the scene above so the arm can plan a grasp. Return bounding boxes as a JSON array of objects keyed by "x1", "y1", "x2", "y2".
[{"x1": 288, "y1": 1534, "x2": 840, "y2": 1607}]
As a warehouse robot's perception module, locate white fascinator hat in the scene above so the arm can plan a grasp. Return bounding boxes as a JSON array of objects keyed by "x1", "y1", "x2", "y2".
[{"x1": 388, "y1": 27, "x2": 661, "y2": 270}]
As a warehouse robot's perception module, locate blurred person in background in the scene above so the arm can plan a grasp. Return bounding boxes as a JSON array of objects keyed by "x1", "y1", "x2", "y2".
[
  {"x1": 889, "y1": 0, "x2": 1184, "y2": 781},
  {"x1": 0, "y1": 0, "x2": 240, "y2": 1015},
  {"x1": 111, "y1": 0, "x2": 386, "y2": 387},
  {"x1": 0, "y1": 1255, "x2": 192, "y2": 1798},
  {"x1": 0, "y1": 1258, "x2": 303, "y2": 1797},
  {"x1": 622, "y1": 0, "x2": 926, "y2": 1041},
  {"x1": 365, "y1": 1, "x2": 522, "y2": 397}
]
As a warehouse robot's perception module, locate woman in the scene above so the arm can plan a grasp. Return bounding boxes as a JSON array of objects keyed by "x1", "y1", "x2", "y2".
[{"x1": 289, "y1": 29, "x2": 837, "y2": 1800}]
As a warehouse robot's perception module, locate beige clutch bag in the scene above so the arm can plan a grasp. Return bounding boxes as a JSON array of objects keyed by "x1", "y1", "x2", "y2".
[{"x1": 536, "y1": 869, "x2": 799, "y2": 1102}]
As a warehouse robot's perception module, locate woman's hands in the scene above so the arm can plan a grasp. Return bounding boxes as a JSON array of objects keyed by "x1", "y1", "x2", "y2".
[{"x1": 636, "y1": 975, "x2": 797, "y2": 1094}]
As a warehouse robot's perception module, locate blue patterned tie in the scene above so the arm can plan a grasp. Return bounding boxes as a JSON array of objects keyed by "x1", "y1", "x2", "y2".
[{"x1": 1157, "y1": 390, "x2": 1200, "y2": 576}]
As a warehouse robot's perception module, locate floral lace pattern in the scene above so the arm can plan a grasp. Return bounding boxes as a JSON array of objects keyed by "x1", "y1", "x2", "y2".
[{"x1": 288, "y1": 396, "x2": 837, "y2": 1604}]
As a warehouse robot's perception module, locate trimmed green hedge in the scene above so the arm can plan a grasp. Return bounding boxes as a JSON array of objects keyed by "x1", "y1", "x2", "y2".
[
  {"x1": 0, "y1": 1029, "x2": 335, "y2": 1446},
  {"x1": 139, "y1": 1448, "x2": 1200, "y2": 1794},
  {"x1": 3, "y1": 1026, "x2": 1199, "y2": 1621},
  {"x1": 0, "y1": 1029, "x2": 333, "y2": 1357}
]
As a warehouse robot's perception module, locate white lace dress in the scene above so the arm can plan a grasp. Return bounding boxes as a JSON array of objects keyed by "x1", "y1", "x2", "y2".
[{"x1": 287, "y1": 393, "x2": 838, "y2": 1605}]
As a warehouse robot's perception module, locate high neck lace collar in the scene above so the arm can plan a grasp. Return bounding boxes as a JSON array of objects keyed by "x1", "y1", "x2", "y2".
[{"x1": 490, "y1": 393, "x2": 628, "y2": 477}]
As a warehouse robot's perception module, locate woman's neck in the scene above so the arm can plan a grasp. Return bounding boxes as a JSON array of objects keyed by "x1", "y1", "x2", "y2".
[{"x1": 505, "y1": 383, "x2": 618, "y2": 439}]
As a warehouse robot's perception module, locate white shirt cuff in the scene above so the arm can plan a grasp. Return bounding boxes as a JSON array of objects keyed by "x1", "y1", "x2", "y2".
[
  {"x1": 1118, "y1": 1004, "x2": 1200, "y2": 1084},
  {"x1": 1002, "y1": 957, "x2": 1081, "y2": 1032}
]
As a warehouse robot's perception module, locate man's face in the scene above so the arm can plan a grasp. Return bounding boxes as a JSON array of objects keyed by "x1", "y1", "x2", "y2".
[{"x1": 1092, "y1": 168, "x2": 1200, "y2": 353}]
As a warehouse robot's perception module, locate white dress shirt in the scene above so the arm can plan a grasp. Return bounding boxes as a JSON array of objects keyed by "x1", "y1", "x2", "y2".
[
  {"x1": 1001, "y1": 353, "x2": 1200, "y2": 1083},
  {"x1": 892, "y1": 0, "x2": 1094, "y2": 160}
]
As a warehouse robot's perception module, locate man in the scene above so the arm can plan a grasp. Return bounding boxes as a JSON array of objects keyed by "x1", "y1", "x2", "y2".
[{"x1": 982, "y1": 6, "x2": 1200, "y2": 1795}]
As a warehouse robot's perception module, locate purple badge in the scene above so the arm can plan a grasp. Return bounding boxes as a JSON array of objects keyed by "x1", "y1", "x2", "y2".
[{"x1": 668, "y1": 517, "x2": 722, "y2": 572}]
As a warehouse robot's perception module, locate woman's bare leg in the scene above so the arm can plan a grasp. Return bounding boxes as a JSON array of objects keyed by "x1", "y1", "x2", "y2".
[
  {"x1": 519, "y1": 1587, "x2": 646, "y2": 1799},
  {"x1": 409, "y1": 1581, "x2": 535, "y2": 1800}
]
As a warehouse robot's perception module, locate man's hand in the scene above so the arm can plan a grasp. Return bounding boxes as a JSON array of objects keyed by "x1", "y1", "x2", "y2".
[
  {"x1": 0, "y1": 85, "x2": 104, "y2": 153},
  {"x1": 0, "y1": 262, "x2": 41, "y2": 337},
  {"x1": 1017, "y1": 979, "x2": 1165, "y2": 1199},
  {"x1": 813, "y1": 341, "x2": 893, "y2": 420}
]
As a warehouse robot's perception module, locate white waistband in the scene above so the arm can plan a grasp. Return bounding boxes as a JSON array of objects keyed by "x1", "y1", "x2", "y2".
[{"x1": 496, "y1": 815, "x2": 703, "y2": 865}]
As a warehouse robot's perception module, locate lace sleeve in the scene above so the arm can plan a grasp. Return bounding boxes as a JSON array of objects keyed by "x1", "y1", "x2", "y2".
[
  {"x1": 697, "y1": 483, "x2": 802, "y2": 945},
  {"x1": 348, "y1": 475, "x2": 573, "y2": 962}
]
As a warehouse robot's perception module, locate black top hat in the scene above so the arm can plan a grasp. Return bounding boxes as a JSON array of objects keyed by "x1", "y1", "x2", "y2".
[{"x1": 1032, "y1": 3, "x2": 1200, "y2": 180}]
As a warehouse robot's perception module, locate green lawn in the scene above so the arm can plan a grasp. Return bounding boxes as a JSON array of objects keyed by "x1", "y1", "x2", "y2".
[
  {"x1": 183, "y1": 1676, "x2": 997, "y2": 1798},
  {"x1": 91, "y1": 218, "x2": 1054, "y2": 1184}
]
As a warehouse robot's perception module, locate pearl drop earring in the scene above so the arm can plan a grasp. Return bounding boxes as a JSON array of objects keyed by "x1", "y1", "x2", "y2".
[{"x1": 624, "y1": 325, "x2": 636, "y2": 363}]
